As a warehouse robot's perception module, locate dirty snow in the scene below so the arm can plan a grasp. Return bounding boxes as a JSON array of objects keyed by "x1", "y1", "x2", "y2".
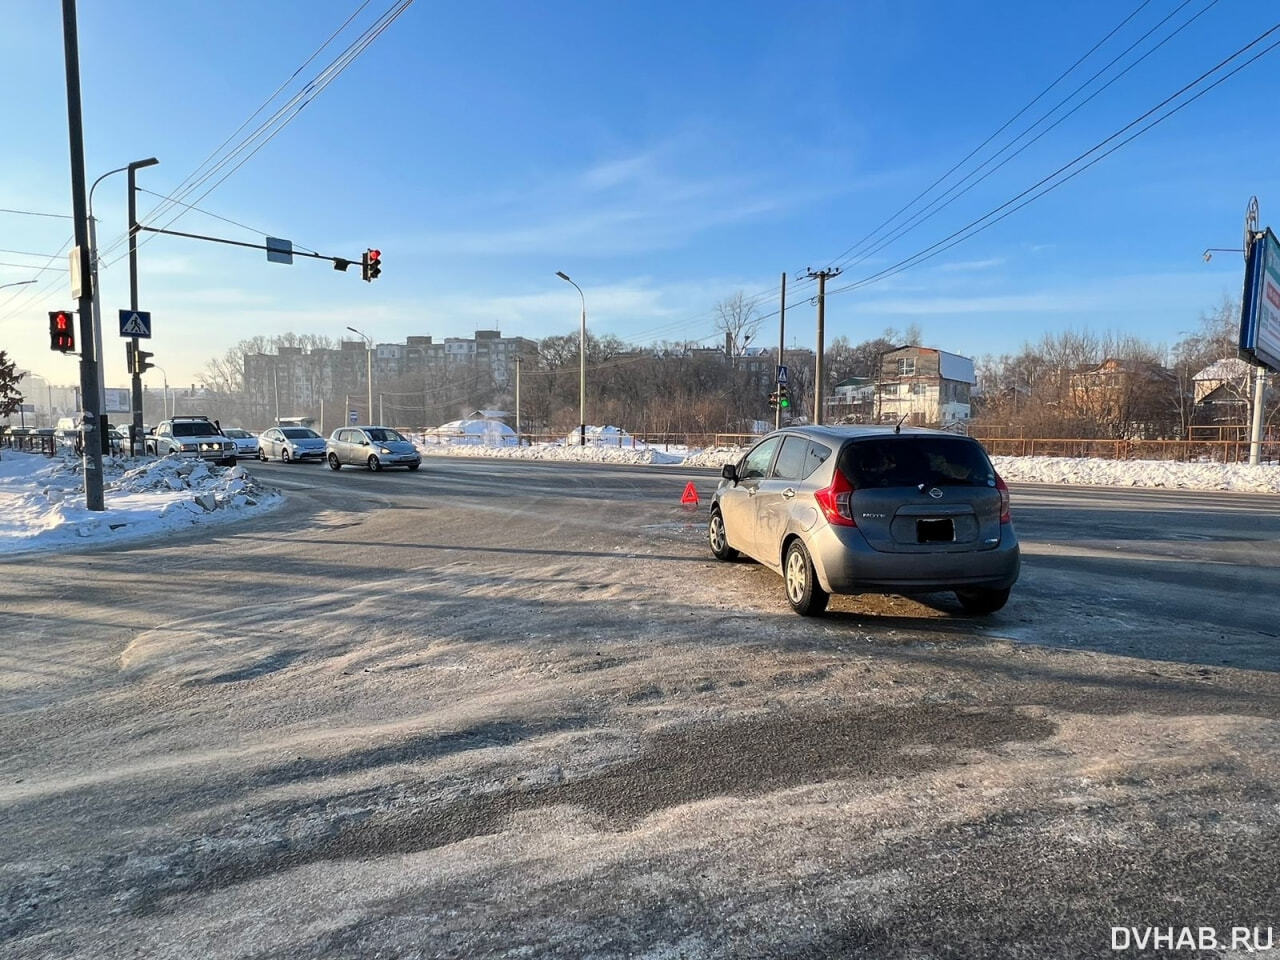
[{"x1": 0, "y1": 450, "x2": 283, "y2": 555}]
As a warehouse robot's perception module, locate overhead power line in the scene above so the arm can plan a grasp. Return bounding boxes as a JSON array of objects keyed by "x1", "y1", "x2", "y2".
[
  {"x1": 0, "y1": 208, "x2": 74, "y2": 220},
  {"x1": 824, "y1": 22, "x2": 1280, "y2": 300},
  {"x1": 822, "y1": 0, "x2": 1157, "y2": 272},
  {"x1": 835, "y1": 0, "x2": 1220, "y2": 276}
]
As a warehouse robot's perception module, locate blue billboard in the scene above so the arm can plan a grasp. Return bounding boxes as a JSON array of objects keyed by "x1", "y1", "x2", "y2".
[{"x1": 1240, "y1": 227, "x2": 1280, "y2": 373}]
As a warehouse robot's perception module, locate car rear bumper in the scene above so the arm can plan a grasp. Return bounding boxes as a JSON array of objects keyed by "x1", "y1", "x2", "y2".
[{"x1": 809, "y1": 523, "x2": 1021, "y2": 595}]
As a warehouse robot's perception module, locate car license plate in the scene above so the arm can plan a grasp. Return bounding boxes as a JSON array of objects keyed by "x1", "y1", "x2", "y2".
[{"x1": 917, "y1": 518, "x2": 954, "y2": 543}]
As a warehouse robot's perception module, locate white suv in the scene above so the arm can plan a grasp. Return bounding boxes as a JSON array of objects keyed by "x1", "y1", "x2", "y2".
[{"x1": 147, "y1": 416, "x2": 237, "y2": 466}]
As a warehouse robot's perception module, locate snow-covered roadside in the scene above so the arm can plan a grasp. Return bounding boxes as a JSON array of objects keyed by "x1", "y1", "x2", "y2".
[
  {"x1": 991, "y1": 455, "x2": 1280, "y2": 494},
  {"x1": 413, "y1": 436, "x2": 1280, "y2": 493},
  {"x1": 0, "y1": 451, "x2": 283, "y2": 556}
]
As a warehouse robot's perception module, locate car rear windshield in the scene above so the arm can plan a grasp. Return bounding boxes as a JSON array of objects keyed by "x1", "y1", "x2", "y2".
[
  {"x1": 365, "y1": 428, "x2": 405, "y2": 442},
  {"x1": 281, "y1": 428, "x2": 319, "y2": 439},
  {"x1": 839, "y1": 436, "x2": 996, "y2": 488}
]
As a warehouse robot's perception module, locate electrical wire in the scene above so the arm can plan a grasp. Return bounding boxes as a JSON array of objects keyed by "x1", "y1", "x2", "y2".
[
  {"x1": 824, "y1": 24, "x2": 1280, "y2": 300},
  {"x1": 834, "y1": 0, "x2": 1219, "y2": 276},
  {"x1": 822, "y1": 0, "x2": 1157, "y2": 271},
  {"x1": 0, "y1": 208, "x2": 74, "y2": 220}
]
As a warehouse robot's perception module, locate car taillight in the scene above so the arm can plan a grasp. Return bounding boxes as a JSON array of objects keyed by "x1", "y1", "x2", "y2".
[
  {"x1": 996, "y1": 473, "x2": 1011, "y2": 523},
  {"x1": 815, "y1": 468, "x2": 856, "y2": 527}
]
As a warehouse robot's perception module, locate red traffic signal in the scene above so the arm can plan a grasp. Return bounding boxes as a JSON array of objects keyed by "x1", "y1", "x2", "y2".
[
  {"x1": 49, "y1": 310, "x2": 75, "y2": 353},
  {"x1": 361, "y1": 248, "x2": 382, "y2": 282}
]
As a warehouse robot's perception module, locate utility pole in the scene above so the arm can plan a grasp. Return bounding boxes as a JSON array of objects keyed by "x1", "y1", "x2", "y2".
[
  {"x1": 1249, "y1": 364, "x2": 1267, "y2": 465},
  {"x1": 61, "y1": 0, "x2": 104, "y2": 510},
  {"x1": 804, "y1": 267, "x2": 841, "y2": 426},
  {"x1": 776, "y1": 272, "x2": 786, "y2": 431},
  {"x1": 379, "y1": 393, "x2": 384, "y2": 425},
  {"x1": 128, "y1": 159, "x2": 158, "y2": 454}
]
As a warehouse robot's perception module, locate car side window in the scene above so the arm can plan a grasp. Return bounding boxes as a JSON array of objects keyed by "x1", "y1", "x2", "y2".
[
  {"x1": 740, "y1": 437, "x2": 781, "y2": 480},
  {"x1": 334, "y1": 430, "x2": 347, "y2": 443},
  {"x1": 771, "y1": 435, "x2": 809, "y2": 481},
  {"x1": 803, "y1": 442, "x2": 832, "y2": 479}
]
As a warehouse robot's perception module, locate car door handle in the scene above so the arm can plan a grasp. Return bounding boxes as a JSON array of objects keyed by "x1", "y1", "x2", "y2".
[{"x1": 782, "y1": 488, "x2": 796, "y2": 499}]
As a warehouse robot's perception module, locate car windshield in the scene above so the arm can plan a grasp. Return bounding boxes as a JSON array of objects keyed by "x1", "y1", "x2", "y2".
[
  {"x1": 223, "y1": 429, "x2": 250, "y2": 438},
  {"x1": 365, "y1": 428, "x2": 405, "y2": 443},
  {"x1": 172, "y1": 422, "x2": 217, "y2": 437},
  {"x1": 839, "y1": 437, "x2": 996, "y2": 488},
  {"x1": 281, "y1": 428, "x2": 320, "y2": 439}
]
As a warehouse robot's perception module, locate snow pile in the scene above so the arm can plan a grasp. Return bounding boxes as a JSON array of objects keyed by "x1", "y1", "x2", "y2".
[
  {"x1": 420, "y1": 419, "x2": 517, "y2": 446},
  {"x1": 992, "y1": 455, "x2": 1280, "y2": 493},
  {"x1": 0, "y1": 451, "x2": 283, "y2": 555},
  {"x1": 681, "y1": 447, "x2": 741, "y2": 469}
]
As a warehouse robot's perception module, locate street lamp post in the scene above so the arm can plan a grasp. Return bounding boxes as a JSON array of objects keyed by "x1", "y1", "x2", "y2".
[
  {"x1": 555, "y1": 271, "x2": 587, "y2": 446},
  {"x1": 347, "y1": 326, "x2": 374, "y2": 423},
  {"x1": 153, "y1": 364, "x2": 170, "y2": 419},
  {"x1": 90, "y1": 156, "x2": 157, "y2": 455},
  {"x1": 0, "y1": 280, "x2": 37, "y2": 292}
]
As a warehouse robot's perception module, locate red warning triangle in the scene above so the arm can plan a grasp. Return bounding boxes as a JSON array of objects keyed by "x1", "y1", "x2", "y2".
[{"x1": 680, "y1": 481, "x2": 699, "y2": 505}]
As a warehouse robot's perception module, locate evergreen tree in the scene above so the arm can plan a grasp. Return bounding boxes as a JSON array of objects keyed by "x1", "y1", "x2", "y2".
[{"x1": 0, "y1": 350, "x2": 23, "y2": 418}]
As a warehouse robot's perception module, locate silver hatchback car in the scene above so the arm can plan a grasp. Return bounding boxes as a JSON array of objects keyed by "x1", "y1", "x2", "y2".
[
  {"x1": 326, "y1": 426, "x2": 421, "y2": 471},
  {"x1": 709, "y1": 426, "x2": 1019, "y2": 616}
]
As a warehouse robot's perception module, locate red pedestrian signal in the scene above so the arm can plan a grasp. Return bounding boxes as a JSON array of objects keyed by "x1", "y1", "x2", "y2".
[{"x1": 49, "y1": 310, "x2": 75, "y2": 353}]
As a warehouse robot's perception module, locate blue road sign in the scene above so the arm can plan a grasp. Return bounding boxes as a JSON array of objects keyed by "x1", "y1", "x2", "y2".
[
  {"x1": 349, "y1": 409, "x2": 359, "y2": 424},
  {"x1": 266, "y1": 237, "x2": 294, "y2": 265},
  {"x1": 118, "y1": 310, "x2": 152, "y2": 338},
  {"x1": 776, "y1": 364, "x2": 789, "y2": 385}
]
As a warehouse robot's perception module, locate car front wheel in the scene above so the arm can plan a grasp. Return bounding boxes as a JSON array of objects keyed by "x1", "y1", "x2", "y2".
[
  {"x1": 328, "y1": 453, "x2": 341, "y2": 471},
  {"x1": 407, "y1": 462, "x2": 420, "y2": 471},
  {"x1": 367, "y1": 455, "x2": 382, "y2": 472},
  {"x1": 281, "y1": 447, "x2": 291, "y2": 463},
  {"x1": 955, "y1": 587, "x2": 1011, "y2": 615},
  {"x1": 708, "y1": 508, "x2": 738, "y2": 561},
  {"x1": 784, "y1": 540, "x2": 829, "y2": 617}
]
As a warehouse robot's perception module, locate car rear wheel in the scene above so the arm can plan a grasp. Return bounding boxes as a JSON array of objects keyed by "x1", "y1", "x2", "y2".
[
  {"x1": 708, "y1": 509, "x2": 738, "y2": 561},
  {"x1": 328, "y1": 453, "x2": 341, "y2": 471},
  {"x1": 955, "y1": 587, "x2": 1011, "y2": 615},
  {"x1": 784, "y1": 540, "x2": 829, "y2": 617},
  {"x1": 367, "y1": 455, "x2": 382, "y2": 472}
]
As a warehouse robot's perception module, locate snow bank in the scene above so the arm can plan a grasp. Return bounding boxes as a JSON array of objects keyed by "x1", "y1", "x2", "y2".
[
  {"x1": 420, "y1": 419, "x2": 518, "y2": 446},
  {"x1": 992, "y1": 455, "x2": 1280, "y2": 494},
  {"x1": 0, "y1": 451, "x2": 283, "y2": 555}
]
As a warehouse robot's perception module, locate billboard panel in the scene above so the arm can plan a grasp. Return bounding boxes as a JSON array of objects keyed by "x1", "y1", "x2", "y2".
[
  {"x1": 1240, "y1": 228, "x2": 1280, "y2": 373},
  {"x1": 103, "y1": 388, "x2": 132, "y2": 414}
]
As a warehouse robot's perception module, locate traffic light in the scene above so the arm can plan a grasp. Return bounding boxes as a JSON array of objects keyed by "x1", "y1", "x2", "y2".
[
  {"x1": 778, "y1": 386, "x2": 791, "y2": 409},
  {"x1": 49, "y1": 310, "x2": 75, "y2": 353},
  {"x1": 768, "y1": 391, "x2": 779, "y2": 409},
  {"x1": 361, "y1": 248, "x2": 382, "y2": 282},
  {"x1": 127, "y1": 341, "x2": 154, "y2": 375}
]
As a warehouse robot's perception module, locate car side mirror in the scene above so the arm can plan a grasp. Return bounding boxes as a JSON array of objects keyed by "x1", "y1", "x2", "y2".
[{"x1": 721, "y1": 463, "x2": 738, "y2": 483}]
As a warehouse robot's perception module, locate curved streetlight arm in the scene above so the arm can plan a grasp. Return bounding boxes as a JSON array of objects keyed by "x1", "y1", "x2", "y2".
[
  {"x1": 346, "y1": 326, "x2": 375, "y2": 423},
  {"x1": 0, "y1": 280, "x2": 37, "y2": 292},
  {"x1": 556, "y1": 271, "x2": 588, "y2": 445}
]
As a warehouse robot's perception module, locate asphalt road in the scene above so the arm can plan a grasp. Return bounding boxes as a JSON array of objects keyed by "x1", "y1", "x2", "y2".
[{"x1": 2, "y1": 457, "x2": 1278, "y2": 959}]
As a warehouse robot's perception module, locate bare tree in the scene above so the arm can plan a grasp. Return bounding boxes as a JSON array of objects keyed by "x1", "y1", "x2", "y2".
[{"x1": 714, "y1": 292, "x2": 760, "y2": 365}]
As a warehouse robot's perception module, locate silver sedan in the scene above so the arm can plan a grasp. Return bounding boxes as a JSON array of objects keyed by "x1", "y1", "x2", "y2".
[{"x1": 258, "y1": 426, "x2": 327, "y2": 463}]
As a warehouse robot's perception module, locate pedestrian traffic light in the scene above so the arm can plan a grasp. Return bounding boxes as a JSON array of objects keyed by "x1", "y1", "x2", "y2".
[
  {"x1": 768, "y1": 391, "x2": 779, "y2": 409},
  {"x1": 127, "y1": 341, "x2": 154, "y2": 375},
  {"x1": 49, "y1": 310, "x2": 75, "y2": 353},
  {"x1": 778, "y1": 386, "x2": 791, "y2": 409},
  {"x1": 361, "y1": 248, "x2": 381, "y2": 282}
]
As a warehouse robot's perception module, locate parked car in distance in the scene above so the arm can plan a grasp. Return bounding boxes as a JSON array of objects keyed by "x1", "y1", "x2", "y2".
[
  {"x1": 258, "y1": 426, "x2": 326, "y2": 463},
  {"x1": 145, "y1": 416, "x2": 237, "y2": 466},
  {"x1": 221, "y1": 427, "x2": 260, "y2": 459},
  {"x1": 709, "y1": 425, "x2": 1019, "y2": 617},
  {"x1": 326, "y1": 426, "x2": 421, "y2": 471}
]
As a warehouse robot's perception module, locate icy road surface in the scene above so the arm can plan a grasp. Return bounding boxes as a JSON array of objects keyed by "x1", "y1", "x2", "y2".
[{"x1": 1, "y1": 457, "x2": 1278, "y2": 959}]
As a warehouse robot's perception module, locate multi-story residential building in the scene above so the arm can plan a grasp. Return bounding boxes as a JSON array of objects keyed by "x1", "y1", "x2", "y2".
[
  {"x1": 243, "y1": 330, "x2": 537, "y2": 425},
  {"x1": 874, "y1": 346, "x2": 975, "y2": 427}
]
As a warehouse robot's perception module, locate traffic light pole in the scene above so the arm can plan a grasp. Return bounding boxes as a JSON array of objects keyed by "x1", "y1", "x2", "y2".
[
  {"x1": 128, "y1": 165, "x2": 144, "y2": 456},
  {"x1": 61, "y1": 0, "x2": 104, "y2": 510}
]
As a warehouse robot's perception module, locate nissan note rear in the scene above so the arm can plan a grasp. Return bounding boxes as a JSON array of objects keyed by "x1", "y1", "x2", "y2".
[{"x1": 708, "y1": 426, "x2": 1019, "y2": 616}]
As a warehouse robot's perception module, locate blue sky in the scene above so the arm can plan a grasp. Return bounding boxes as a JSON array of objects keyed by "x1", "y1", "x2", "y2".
[{"x1": 2, "y1": 0, "x2": 1277, "y2": 389}]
